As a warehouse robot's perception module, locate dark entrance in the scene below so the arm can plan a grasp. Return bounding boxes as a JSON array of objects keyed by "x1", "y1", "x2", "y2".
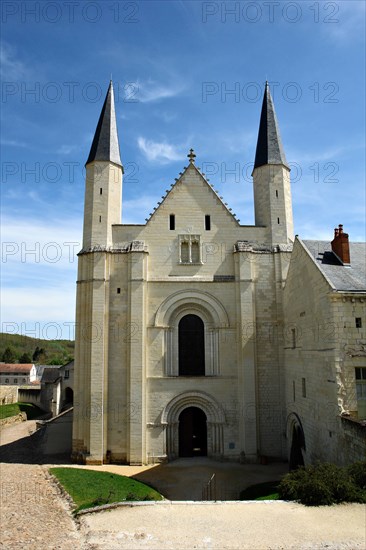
[
  {"x1": 179, "y1": 407, "x2": 207, "y2": 457},
  {"x1": 289, "y1": 425, "x2": 305, "y2": 470},
  {"x1": 178, "y1": 314, "x2": 205, "y2": 375}
]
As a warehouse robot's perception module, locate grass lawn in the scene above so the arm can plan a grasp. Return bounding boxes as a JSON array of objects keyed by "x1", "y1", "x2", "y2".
[
  {"x1": 240, "y1": 480, "x2": 281, "y2": 501},
  {"x1": 0, "y1": 402, "x2": 44, "y2": 420},
  {"x1": 50, "y1": 467, "x2": 165, "y2": 513}
]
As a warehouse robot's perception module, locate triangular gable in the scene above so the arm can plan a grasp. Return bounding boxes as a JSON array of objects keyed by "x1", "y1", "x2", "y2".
[{"x1": 145, "y1": 161, "x2": 240, "y2": 225}]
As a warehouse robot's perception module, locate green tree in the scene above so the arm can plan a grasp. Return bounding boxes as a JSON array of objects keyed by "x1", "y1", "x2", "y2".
[
  {"x1": 2, "y1": 347, "x2": 16, "y2": 363},
  {"x1": 19, "y1": 352, "x2": 32, "y2": 364},
  {"x1": 32, "y1": 346, "x2": 46, "y2": 363}
]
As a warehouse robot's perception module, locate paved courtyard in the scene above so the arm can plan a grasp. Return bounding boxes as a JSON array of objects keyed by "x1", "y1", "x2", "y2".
[{"x1": 0, "y1": 420, "x2": 365, "y2": 549}]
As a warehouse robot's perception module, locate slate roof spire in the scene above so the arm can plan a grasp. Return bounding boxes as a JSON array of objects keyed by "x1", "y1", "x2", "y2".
[
  {"x1": 86, "y1": 80, "x2": 122, "y2": 167},
  {"x1": 253, "y1": 82, "x2": 289, "y2": 171}
]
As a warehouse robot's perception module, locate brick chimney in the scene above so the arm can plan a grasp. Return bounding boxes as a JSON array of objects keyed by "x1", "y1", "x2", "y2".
[{"x1": 331, "y1": 224, "x2": 350, "y2": 264}]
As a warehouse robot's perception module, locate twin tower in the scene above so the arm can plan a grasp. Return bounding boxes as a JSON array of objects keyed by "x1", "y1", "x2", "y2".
[{"x1": 73, "y1": 81, "x2": 295, "y2": 465}]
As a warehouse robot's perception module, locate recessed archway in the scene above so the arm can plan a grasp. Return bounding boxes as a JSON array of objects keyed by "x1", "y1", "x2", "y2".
[
  {"x1": 179, "y1": 406, "x2": 207, "y2": 457},
  {"x1": 162, "y1": 391, "x2": 225, "y2": 460}
]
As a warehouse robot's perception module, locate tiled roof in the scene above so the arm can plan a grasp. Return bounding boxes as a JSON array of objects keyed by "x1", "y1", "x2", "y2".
[
  {"x1": 302, "y1": 240, "x2": 366, "y2": 292},
  {"x1": 0, "y1": 364, "x2": 33, "y2": 373}
]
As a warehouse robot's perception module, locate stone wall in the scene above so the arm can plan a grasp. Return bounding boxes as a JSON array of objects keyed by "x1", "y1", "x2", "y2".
[{"x1": 0, "y1": 385, "x2": 18, "y2": 404}]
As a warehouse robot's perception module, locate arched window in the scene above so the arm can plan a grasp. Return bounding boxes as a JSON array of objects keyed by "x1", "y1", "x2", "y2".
[{"x1": 178, "y1": 314, "x2": 205, "y2": 375}]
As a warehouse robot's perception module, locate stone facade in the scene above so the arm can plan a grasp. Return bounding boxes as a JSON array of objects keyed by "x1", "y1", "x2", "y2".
[
  {"x1": 72, "y1": 82, "x2": 365, "y2": 467},
  {"x1": 283, "y1": 238, "x2": 366, "y2": 467}
]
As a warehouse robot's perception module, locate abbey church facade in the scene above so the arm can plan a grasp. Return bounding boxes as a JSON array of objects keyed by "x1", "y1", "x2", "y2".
[{"x1": 72, "y1": 83, "x2": 366, "y2": 466}]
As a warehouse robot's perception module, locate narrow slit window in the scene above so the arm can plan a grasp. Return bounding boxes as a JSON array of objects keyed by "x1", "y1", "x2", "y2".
[
  {"x1": 302, "y1": 378, "x2": 306, "y2": 398},
  {"x1": 275, "y1": 190, "x2": 278, "y2": 198},
  {"x1": 169, "y1": 214, "x2": 175, "y2": 230},
  {"x1": 291, "y1": 328, "x2": 296, "y2": 349},
  {"x1": 100, "y1": 188, "x2": 103, "y2": 195},
  {"x1": 99, "y1": 215, "x2": 102, "y2": 223},
  {"x1": 277, "y1": 217, "x2": 280, "y2": 224},
  {"x1": 205, "y1": 215, "x2": 211, "y2": 230},
  {"x1": 117, "y1": 288, "x2": 121, "y2": 294},
  {"x1": 356, "y1": 318, "x2": 362, "y2": 328}
]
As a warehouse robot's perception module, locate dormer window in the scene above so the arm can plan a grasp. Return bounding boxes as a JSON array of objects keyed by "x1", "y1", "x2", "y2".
[{"x1": 179, "y1": 235, "x2": 201, "y2": 264}]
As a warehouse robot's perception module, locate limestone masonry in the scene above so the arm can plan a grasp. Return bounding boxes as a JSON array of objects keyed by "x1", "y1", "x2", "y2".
[{"x1": 72, "y1": 81, "x2": 366, "y2": 466}]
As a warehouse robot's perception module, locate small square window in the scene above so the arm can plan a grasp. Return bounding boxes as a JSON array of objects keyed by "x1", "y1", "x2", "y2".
[
  {"x1": 356, "y1": 318, "x2": 362, "y2": 328},
  {"x1": 64, "y1": 370, "x2": 70, "y2": 379},
  {"x1": 169, "y1": 214, "x2": 175, "y2": 230},
  {"x1": 14, "y1": 378, "x2": 18, "y2": 384},
  {"x1": 5, "y1": 378, "x2": 9, "y2": 384}
]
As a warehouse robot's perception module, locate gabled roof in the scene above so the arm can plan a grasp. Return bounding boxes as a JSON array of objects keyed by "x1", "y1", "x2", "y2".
[
  {"x1": 253, "y1": 82, "x2": 289, "y2": 171},
  {"x1": 145, "y1": 152, "x2": 240, "y2": 224},
  {"x1": 0, "y1": 364, "x2": 34, "y2": 373},
  {"x1": 302, "y1": 240, "x2": 366, "y2": 292},
  {"x1": 41, "y1": 367, "x2": 61, "y2": 384},
  {"x1": 86, "y1": 81, "x2": 122, "y2": 167}
]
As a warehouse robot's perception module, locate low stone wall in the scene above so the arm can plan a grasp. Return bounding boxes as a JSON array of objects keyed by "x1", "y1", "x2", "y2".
[
  {"x1": 39, "y1": 408, "x2": 73, "y2": 455},
  {"x1": 0, "y1": 412, "x2": 26, "y2": 429},
  {"x1": 0, "y1": 386, "x2": 18, "y2": 404}
]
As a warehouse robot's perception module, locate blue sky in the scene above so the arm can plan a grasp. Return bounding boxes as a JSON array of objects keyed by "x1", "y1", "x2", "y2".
[{"x1": 1, "y1": 0, "x2": 365, "y2": 340}]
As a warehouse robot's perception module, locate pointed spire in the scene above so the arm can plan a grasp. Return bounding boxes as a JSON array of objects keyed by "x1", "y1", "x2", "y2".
[
  {"x1": 86, "y1": 81, "x2": 122, "y2": 167},
  {"x1": 253, "y1": 82, "x2": 289, "y2": 171}
]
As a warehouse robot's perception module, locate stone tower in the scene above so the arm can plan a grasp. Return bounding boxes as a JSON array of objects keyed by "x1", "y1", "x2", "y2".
[
  {"x1": 82, "y1": 80, "x2": 123, "y2": 248},
  {"x1": 253, "y1": 82, "x2": 294, "y2": 244},
  {"x1": 72, "y1": 81, "x2": 123, "y2": 463}
]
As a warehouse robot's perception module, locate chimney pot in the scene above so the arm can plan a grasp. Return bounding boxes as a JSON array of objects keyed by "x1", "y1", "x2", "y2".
[{"x1": 331, "y1": 224, "x2": 350, "y2": 264}]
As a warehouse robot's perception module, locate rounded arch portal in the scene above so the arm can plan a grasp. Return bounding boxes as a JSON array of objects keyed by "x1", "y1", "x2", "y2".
[
  {"x1": 162, "y1": 391, "x2": 225, "y2": 460},
  {"x1": 155, "y1": 290, "x2": 229, "y2": 377}
]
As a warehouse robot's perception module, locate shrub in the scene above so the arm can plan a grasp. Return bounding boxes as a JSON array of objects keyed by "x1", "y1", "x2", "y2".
[
  {"x1": 348, "y1": 461, "x2": 366, "y2": 490},
  {"x1": 278, "y1": 462, "x2": 366, "y2": 506}
]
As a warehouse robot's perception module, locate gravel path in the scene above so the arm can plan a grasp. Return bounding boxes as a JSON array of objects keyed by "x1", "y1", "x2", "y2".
[
  {"x1": 0, "y1": 421, "x2": 85, "y2": 549},
  {"x1": 1, "y1": 421, "x2": 365, "y2": 550},
  {"x1": 79, "y1": 501, "x2": 366, "y2": 550}
]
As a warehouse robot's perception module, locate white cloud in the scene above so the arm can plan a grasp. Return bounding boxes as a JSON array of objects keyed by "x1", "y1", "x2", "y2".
[
  {"x1": 1, "y1": 215, "x2": 82, "y2": 272},
  {"x1": 323, "y1": 1, "x2": 366, "y2": 41},
  {"x1": 57, "y1": 144, "x2": 77, "y2": 155},
  {"x1": 0, "y1": 41, "x2": 29, "y2": 80},
  {"x1": 1, "y1": 285, "x2": 76, "y2": 339},
  {"x1": 137, "y1": 137, "x2": 185, "y2": 163},
  {"x1": 135, "y1": 79, "x2": 184, "y2": 103}
]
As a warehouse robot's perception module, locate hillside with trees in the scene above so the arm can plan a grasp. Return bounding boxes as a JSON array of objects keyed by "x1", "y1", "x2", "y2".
[{"x1": 0, "y1": 333, "x2": 74, "y2": 366}]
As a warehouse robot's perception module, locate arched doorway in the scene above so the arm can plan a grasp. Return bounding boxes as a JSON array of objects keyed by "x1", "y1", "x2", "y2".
[
  {"x1": 179, "y1": 314, "x2": 205, "y2": 375},
  {"x1": 65, "y1": 387, "x2": 73, "y2": 405},
  {"x1": 179, "y1": 407, "x2": 207, "y2": 457},
  {"x1": 289, "y1": 425, "x2": 305, "y2": 470}
]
